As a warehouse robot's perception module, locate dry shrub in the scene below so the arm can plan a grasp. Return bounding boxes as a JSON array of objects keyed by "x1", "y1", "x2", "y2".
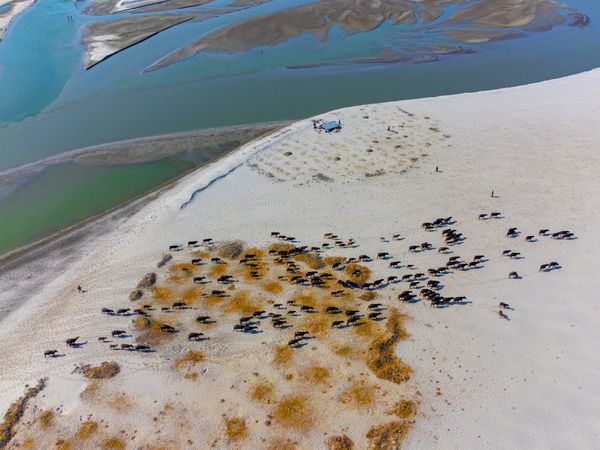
[
  {"x1": 152, "y1": 286, "x2": 176, "y2": 305},
  {"x1": 20, "y1": 437, "x2": 35, "y2": 449},
  {"x1": 107, "y1": 392, "x2": 133, "y2": 413},
  {"x1": 56, "y1": 440, "x2": 72, "y2": 450},
  {"x1": 292, "y1": 290, "x2": 317, "y2": 308},
  {"x1": 323, "y1": 256, "x2": 345, "y2": 267},
  {"x1": 293, "y1": 252, "x2": 324, "y2": 269},
  {"x1": 129, "y1": 289, "x2": 143, "y2": 301},
  {"x1": 173, "y1": 350, "x2": 205, "y2": 369},
  {"x1": 389, "y1": 400, "x2": 416, "y2": 419},
  {"x1": 272, "y1": 395, "x2": 311, "y2": 430},
  {"x1": 301, "y1": 314, "x2": 330, "y2": 338},
  {"x1": 340, "y1": 379, "x2": 375, "y2": 408},
  {"x1": 327, "y1": 435, "x2": 355, "y2": 450},
  {"x1": 192, "y1": 250, "x2": 210, "y2": 259},
  {"x1": 250, "y1": 382, "x2": 274, "y2": 403},
  {"x1": 344, "y1": 263, "x2": 371, "y2": 285},
  {"x1": 0, "y1": 379, "x2": 46, "y2": 448},
  {"x1": 268, "y1": 242, "x2": 296, "y2": 254},
  {"x1": 184, "y1": 372, "x2": 198, "y2": 381},
  {"x1": 101, "y1": 436, "x2": 125, "y2": 450},
  {"x1": 302, "y1": 366, "x2": 330, "y2": 384},
  {"x1": 78, "y1": 362, "x2": 120, "y2": 380},
  {"x1": 359, "y1": 291, "x2": 377, "y2": 302},
  {"x1": 75, "y1": 420, "x2": 98, "y2": 440},
  {"x1": 223, "y1": 291, "x2": 261, "y2": 315},
  {"x1": 37, "y1": 409, "x2": 53, "y2": 429},
  {"x1": 273, "y1": 344, "x2": 293, "y2": 367},
  {"x1": 332, "y1": 343, "x2": 355, "y2": 358},
  {"x1": 262, "y1": 280, "x2": 283, "y2": 294},
  {"x1": 137, "y1": 272, "x2": 157, "y2": 289},
  {"x1": 80, "y1": 381, "x2": 99, "y2": 401},
  {"x1": 209, "y1": 264, "x2": 228, "y2": 277},
  {"x1": 138, "y1": 318, "x2": 176, "y2": 344},
  {"x1": 366, "y1": 310, "x2": 411, "y2": 384},
  {"x1": 132, "y1": 316, "x2": 151, "y2": 330},
  {"x1": 366, "y1": 421, "x2": 410, "y2": 450},
  {"x1": 267, "y1": 438, "x2": 297, "y2": 450},
  {"x1": 224, "y1": 417, "x2": 248, "y2": 442},
  {"x1": 218, "y1": 240, "x2": 245, "y2": 260},
  {"x1": 157, "y1": 254, "x2": 172, "y2": 268}
]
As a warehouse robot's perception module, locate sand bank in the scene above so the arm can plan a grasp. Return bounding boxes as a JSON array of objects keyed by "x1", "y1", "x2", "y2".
[
  {"x1": 1, "y1": 69, "x2": 600, "y2": 448},
  {"x1": 0, "y1": 0, "x2": 35, "y2": 41}
]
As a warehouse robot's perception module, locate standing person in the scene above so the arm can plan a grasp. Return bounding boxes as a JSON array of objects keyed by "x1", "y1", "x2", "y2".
[{"x1": 77, "y1": 285, "x2": 82, "y2": 293}]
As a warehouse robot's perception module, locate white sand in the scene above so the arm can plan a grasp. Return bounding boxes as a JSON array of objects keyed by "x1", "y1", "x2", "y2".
[
  {"x1": 1, "y1": 68, "x2": 600, "y2": 448},
  {"x1": 0, "y1": 0, "x2": 35, "y2": 41}
]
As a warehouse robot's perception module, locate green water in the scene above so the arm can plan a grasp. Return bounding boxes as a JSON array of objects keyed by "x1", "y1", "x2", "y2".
[{"x1": 0, "y1": 158, "x2": 194, "y2": 255}]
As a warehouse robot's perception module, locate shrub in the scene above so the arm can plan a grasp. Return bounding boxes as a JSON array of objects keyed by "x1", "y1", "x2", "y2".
[
  {"x1": 101, "y1": 437, "x2": 125, "y2": 450},
  {"x1": 272, "y1": 395, "x2": 311, "y2": 430},
  {"x1": 173, "y1": 350, "x2": 204, "y2": 369},
  {"x1": 224, "y1": 417, "x2": 247, "y2": 442},
  {"x1": 37, "y1": 409, "x2": 53, "y2": 429},
  {"x1": 129, "y1": 290, "x2": 143, "y2": 301},
  {"x1": 218, "y1": 241, "x2": 245, "y2": 260},
  {"x1": 366, "y1": 421, "x2": 410, "y2": 449},
  {"x1": 272, "y1": 344, "x2": 293, "y2": 367},
  {"x1": 137, "y1": 272, "x2": 157, "y2": 289},
  {"x1": 77, "y1": 362, "x2": 120, "y2": 380},
  {"x1": 327, "y1": 435, "x2": 354, "y2": 450},
  {"x1": 389, "y1": 400, "x2": 416, "y2": 419},
  {"x1": 75, "y1": 420, "x2": 98, "y2": 440},
  {"x1": 250, "y1": 382, "x2": 274, "y2": 403}
]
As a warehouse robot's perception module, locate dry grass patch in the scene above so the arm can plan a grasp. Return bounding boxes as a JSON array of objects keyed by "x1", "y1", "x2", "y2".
[
  {"x1": 223, "y1": 291, "x2": 261, "y2": 315},
  {"x1": 56, "y1": 440, "x2": 72, "y2": 450},
  {"x1": 152, "y1": 286, "x2": 176, "y2": 305},
  {"x1": 170, "y1": 263, "x2": 196, "y2": 274},
  {"x1": 327, "y1": 435, "x2": 355, "y2": 450},
  {"x1": 389, "y1": 400, "x2": 416, "y2": 419},
  {"x1": 75, "y1": 420, "x2": 98, "y2": 440},
  {"x1": 301, "y1": 366, "x2": 330, "y2": 385},
  {"x1": 209, "y1": 263, "x2": 228, "y2": 277},
  {"x1": 301, "y1": 314, "x2": 330, "y2": 338},
  {"x1": 268, "y1": 242, "x2": 296, "y2": 254},
  {"x1": 344, "y1": 263, "x2": 371, "y2": 284},
  {"x1": 262, "y1": 280, "x2": 283, "y2": 294},
  {"x1": 323, "y1": 256, "x2": 345, "y2": 267},
  {"x1": 80, "y1": 381, "x2": 100, "y2": 401},
  {"x1": 224, "y1": 417, "x2": 248, "y2": 442},
  {"x1": 250, "y1": 382, "x2": 274, "y2": 403},
  {"x1": 366, "y1": 310, "x2": 412, "y2": 384},
  {"x1": 19, "y1": 437, "x2": 35, "y2": 449},
  {"x1": 272, "y1": 395, "x2": 311, "y2": 430},
  {"x1": 78, "y1": 361, "x2": 120, "y2": 380},
  {"x1": 359, "y1": 291, "x2": 377, "y2": 302},
  {"x1": 292, "y1": 290, "x2": 317, "y2": 308},
  {"x1": 182, "y1": 286, "x2": 201, "y2": 304},
  {"x1": 267, "y1": 438, "x2": 298, "y2": 450},
  {"x1": 340, "y1": 379, "x2": 375, "y2": 408},
  {"x1": 101, "y1": 436, "x2": 125, "y2": 450},
  {"x1": 273, "y1": 344, "x2": 293, "y2": 367},
  {"x1": 366, "y1": 421, "x2": 410, "y2": 449},
  {"x1": 37, "y1": 409, "x2": 53, "y2": 429},
  {"x1": 107, "y1": 392, "x2": 133, "y2": 413},
  {"x1": 173, "y1": 350, "x2": 205, "y2": 370},
  {"x1": 293, "y1": 252, "x2": 324, "y2": 269}
]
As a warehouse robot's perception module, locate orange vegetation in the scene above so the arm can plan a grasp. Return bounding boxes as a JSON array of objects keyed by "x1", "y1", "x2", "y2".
[
  {"x1": 366, "y1": 310, "x2": 412, "y2": 384},
  {"x1": 340, "y1": 379, "x2": 375, "y2": 408},
  {"x1": 301, "y1": 366, "x2": 330, "y2": 384},
  {"x1": 223, "y1": 291, "x2": 262, "y2": 315},
  {"x1": 224, "y1": 417, "x2": 248, "y2": 442},
  {"x1": 250, "y1": 382, "x2": 274, "y2": 403},
  {"x1": 327, "y1": 435, "x2": 355, "y2": 450},
  {"x1": 366, "y1": 421, "x2": 410, "y2": 450},
  {"x1": 75, "y1": 420, "x2": 98, "y2": 440},
  {"x1": 262, "y1": 280, "x2": 283, "y2": 294},
  {"x1": 173, "y1": 350, "x2": 205, "y2": 369},
  {"x1": 101, "y1": 437, "x2": 125, "y2": 450},
  {"x1": 37, "y1": 409, "x2": 53, "y2": 429},
  {"x1": 293, "y1": 252, "x2": 324, "y2": 269},
  {"x1": 389, "y1": 400, "x2": 416, "y2": 419},
  {"x1": 344, "y1": 263, "x2": 371, "y2": 284},
  {"x1": 272, "y1": 395, "x2": 311, "y2": 430},
  {"x1": 152, "y1": 286, "x2": 176, "y2": 305},
  {"x1": 273, "y1": 344, "x2": 293, "y2": 367},
  {"x1": 182, "y1": 286, "x2": 202, "y2": 304}
]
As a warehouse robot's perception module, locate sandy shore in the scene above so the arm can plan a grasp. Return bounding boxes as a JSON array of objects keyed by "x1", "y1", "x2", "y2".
[
  {"x1": 1, "y1": 69, "x2": 600, "y2": 448},
  {"x1": 0, "y1": 0, "x2": 35, "y2": 41}
]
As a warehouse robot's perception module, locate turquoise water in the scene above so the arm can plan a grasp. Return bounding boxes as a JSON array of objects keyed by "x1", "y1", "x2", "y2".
[{"x1": 0, "y1": 0, "x2": 599, "y2": 255}]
